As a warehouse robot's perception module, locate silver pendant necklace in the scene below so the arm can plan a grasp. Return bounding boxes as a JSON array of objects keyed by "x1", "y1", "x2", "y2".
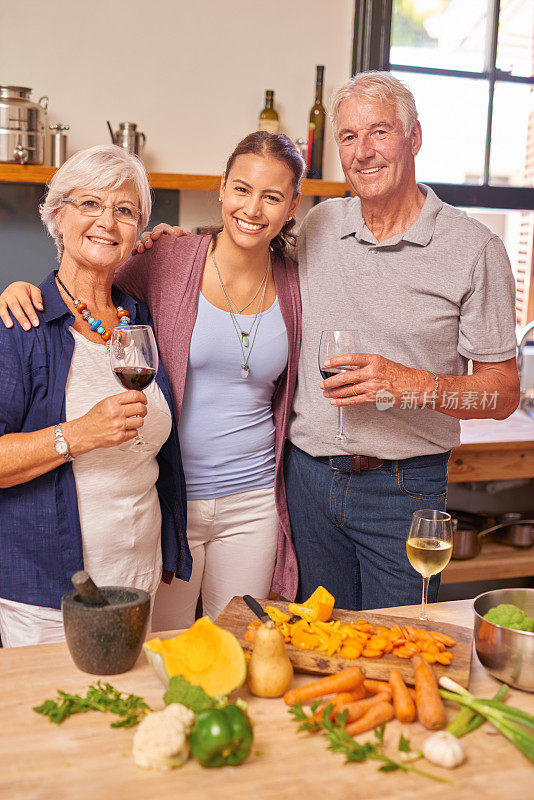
[{"x1": 211, "y1": 249, "x2": 271, "y2": 378}]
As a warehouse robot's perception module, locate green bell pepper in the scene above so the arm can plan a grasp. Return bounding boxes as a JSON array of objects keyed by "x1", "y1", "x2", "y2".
[{"x1": 189, "y1": 704, "x2": 253, "y2": 767}]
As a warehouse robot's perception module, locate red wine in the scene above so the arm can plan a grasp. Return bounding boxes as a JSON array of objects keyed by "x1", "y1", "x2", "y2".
[
  {"x1": 113, "y1": 366, "x2": 156, "y2": 390},
  {"x1": 320, "y1": 367, "x2": 348, "y2": 380}
]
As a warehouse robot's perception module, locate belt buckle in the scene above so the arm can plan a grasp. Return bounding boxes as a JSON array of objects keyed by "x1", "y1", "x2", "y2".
[
  {"x1": 328, "y1": 456, "x2": 350, "y2": 473},
  {"x1": 328, "y1": 455, "x2": 362, "y2": 473}
]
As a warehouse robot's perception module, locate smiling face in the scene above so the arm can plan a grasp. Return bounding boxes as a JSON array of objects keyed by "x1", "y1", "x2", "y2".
[
  {"x1": 336, "y1": 95, "x2": 421, "y2": 205},
  {"x1": 56, "y1": 182, "x2": 140, "y2": 274},
  {"x1": 219, "y1": 153, "x2": 300, "y2": 253}
]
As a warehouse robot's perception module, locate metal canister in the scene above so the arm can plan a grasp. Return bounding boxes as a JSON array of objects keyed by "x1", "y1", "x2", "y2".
[
  {"x1": 49, "y1": 123, "x2": 69, "y2": 167},
  {"x1": 0, "y1": 85, "x2": 48, "y2": 164}
]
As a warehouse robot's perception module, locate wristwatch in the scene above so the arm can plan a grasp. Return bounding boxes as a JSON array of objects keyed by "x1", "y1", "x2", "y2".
[{"x1": 54, "y1": 424, "x2": 73, "y2": 462}]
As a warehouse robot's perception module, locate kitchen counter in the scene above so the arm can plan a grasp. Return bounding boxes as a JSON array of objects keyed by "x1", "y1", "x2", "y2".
[
  {"x1": 449, "y1": 410, "x2": 534, "y2": 483},
  {"x1": 1, "y1": 599, "x2": 533, "y2": 800}
]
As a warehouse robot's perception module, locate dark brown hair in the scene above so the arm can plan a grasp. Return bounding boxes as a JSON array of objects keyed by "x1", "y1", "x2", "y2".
[{"x1": 220, "y1": 131, "x2": 306, "y2": 255}]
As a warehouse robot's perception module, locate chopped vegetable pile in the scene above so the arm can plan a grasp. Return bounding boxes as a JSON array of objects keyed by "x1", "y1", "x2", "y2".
[
  {"x1": 247, "y1": 615, "x2": 455, "y2": 664},
  {"x1": 483, "y1": 603, "x2": 534, "y2": 632}
]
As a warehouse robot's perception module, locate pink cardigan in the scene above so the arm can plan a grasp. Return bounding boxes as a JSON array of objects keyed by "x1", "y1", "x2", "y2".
[{"x1": 115, "y1": 234, "x2": 301, "y2": 600}]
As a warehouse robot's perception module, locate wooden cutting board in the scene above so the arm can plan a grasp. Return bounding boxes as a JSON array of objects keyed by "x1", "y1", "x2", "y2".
[{"x1": 216, "y1": 596, "x2": 473, "y2": 687}]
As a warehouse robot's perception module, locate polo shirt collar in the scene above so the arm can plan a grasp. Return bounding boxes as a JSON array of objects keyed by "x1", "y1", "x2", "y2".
[
  {"x1": 340, "y1": 183, "x2": 442, "y2": 247},
  {"x1": 40, "y1": 270, "x2": 139, "y2": 324}
]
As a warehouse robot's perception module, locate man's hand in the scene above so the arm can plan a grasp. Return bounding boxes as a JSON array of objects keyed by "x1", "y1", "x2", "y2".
[
  {"x1": 132, "y1": 222, "x2": 190, "y2": 254},
  {"x1": 320, "y1": 353, "x2": 520, "y2": 420},
  {"x1": 320, "y1": 352, "x2": 431, "y2": 406}
]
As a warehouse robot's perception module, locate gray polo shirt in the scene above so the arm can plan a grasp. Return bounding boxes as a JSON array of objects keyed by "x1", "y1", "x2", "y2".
[{"x1": 288, "y1": 184, "x2": 517, "y2": 459}]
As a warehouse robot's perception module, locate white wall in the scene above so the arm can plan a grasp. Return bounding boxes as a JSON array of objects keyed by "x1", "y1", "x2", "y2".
[{"x1": 1, "y1": 0, "x2": 354, "y2": 179}]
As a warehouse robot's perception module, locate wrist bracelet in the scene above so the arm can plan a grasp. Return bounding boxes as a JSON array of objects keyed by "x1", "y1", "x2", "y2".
[{"x1": 427, "y1": 370, "x2": 439, "y2": 406}]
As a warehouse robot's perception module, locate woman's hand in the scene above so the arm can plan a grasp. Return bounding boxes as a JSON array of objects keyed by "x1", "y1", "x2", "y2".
[
  {"x1": 0, "y1": 281, "x2": 43, "y2": 330},
  {"x1": 65, "y1": 391, "x2": 148, "y2": 453},
  {"x1": 132, "y1": 222, "x2": 190, "y2": 254}
]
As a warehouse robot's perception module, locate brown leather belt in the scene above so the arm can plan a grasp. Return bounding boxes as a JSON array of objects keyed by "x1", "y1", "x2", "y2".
[{"x1": 321, "y1": 454, "x2": 385, "y2": 473}]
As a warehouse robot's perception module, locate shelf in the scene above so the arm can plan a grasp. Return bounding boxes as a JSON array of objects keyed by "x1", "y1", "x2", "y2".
[
  {"x1": 0, "y1": 164, "x2": 352, "y2": 197},
  {"x1": 441, "y1": 540, "x2": 534, "y2": 584}
]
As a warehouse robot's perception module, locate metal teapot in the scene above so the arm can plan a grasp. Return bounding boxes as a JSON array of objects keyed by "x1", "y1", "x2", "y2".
[{"x1": 107, "y1": 121, "x2": 146, "y2": 157}]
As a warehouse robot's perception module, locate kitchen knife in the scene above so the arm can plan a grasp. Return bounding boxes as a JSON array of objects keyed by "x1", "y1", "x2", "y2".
[
  {"x1": 243, "y1": 594, "x2": 270, "y2": 622},
  {"x1": 242, "y1": 595, "x2": 300, "y2": 624}
]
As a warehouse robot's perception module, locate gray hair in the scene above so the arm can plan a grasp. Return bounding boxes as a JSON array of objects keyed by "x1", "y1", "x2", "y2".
[
  {"x1": 40, "y1": 144, "x2": 151, "y2": 260},
  {"x1": 330, "y1": 71, "x2": 418, "y2": 139}
]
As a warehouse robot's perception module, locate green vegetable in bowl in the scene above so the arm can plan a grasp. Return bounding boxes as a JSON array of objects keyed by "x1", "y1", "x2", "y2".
[{"x1": 483, "y1": 603, "x2": 534, "y2": 632}]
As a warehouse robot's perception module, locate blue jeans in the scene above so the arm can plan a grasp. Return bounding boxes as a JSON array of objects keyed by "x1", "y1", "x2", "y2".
[{"x1": 284, "y1": 443, "x2": 449, "y2": 610}]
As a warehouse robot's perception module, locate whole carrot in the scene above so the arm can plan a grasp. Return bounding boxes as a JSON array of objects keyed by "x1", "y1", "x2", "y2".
[
  {"x1": 283, "y1": 666, "x2": 364, "y2": 706},
  {"x1": 363, "y1": 679, "x2": 392, "y2": 696},
  {"x1": 345, "y1": 701, "x2": 394, "y2": 736},
  {"x1": 312, "y1": 685, "x2": 367, "y2": 723},
  {"x1": 337, "y1": 692, "x2": 391, "y2": 724},
  {"x1": 411, "y1": 654, "x2": 445, "y2": 730},
  {"x1": 389, "y1": 669, "x2": 416, "y2": 724}
]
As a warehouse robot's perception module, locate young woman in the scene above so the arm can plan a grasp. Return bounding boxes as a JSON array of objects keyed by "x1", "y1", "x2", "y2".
[{"x1": 1, "y1": 132, "x2": 305, "y2": 628}]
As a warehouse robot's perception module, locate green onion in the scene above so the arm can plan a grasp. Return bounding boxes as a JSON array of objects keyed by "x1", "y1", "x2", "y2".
[
  {"x1": 447, "y1": 684, "x2": 508, "y2": 738},
  {"x1": 438, "y1": 678, "x2": 534, "y2": 763}
]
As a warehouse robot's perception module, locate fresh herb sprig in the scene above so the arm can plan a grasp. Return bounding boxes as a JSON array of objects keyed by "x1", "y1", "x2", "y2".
[
  {"x1": 33, "y1": 681, "x2": 151, "y2": 728},
  {"x1": 289, "y1": 702, "x2": 449, "y2": 783}
]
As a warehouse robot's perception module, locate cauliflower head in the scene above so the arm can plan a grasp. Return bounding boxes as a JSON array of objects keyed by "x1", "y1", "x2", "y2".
[{"x1": 133, "y1": 702, "x2": 195, "y2": 770}]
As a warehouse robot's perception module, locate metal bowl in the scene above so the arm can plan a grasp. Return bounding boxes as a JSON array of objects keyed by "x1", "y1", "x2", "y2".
[{"x1": 473, "y1": 588, "x2": 534, "y2": 692}]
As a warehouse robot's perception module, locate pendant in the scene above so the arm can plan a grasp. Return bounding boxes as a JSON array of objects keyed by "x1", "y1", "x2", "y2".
[
  {"x1": 113, "y1": 338, "x2": 125, "y2": 360},
  {"x1": 241, "y1": 364, "x2": 250, "y2": 379},
  {"x1": 241, "y1": 331, "x2": 249, "y2": 348}
]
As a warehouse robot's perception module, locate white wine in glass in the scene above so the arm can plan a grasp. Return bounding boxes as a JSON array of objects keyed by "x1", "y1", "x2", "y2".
[{"x1": 406, "y1": 509, "x2": 453, "y2": 620}]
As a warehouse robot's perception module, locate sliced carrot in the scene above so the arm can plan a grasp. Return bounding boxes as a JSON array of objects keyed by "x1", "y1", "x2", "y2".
[
  {"x1": 436, "y1": 651, "x2": 453, "y2": 666},
  {"x1": 389, "y1": 669, "x2": 416, "y2": 724},
  {"x1": 362, "y1": 648, "x2": 383, "y2": 658},
  {"x1": 430, "y1": 631, "x2": 456, "y2": 647},
  {"x1": 283, "y1": 666, "x2": 365, "y2": 706},
  {"x1": 411, "y1": 654, "x2": 446, "y2": 730},
  {"x1": 345, "y1": 701, "x2": 394, "y2": 736}
]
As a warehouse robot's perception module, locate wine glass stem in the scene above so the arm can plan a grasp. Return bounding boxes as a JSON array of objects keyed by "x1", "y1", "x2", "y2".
[
  {"x1": 336, "y1": 406, "x2": 345, "y2": 439},
  {"x1": 420, "y1": 576, "x2": 430, "y2": 620}
]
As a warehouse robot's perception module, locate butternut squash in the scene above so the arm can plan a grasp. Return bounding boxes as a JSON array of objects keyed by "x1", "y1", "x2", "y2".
[{"x1": 247, "y1": 620, "x2": 293, "y2": 698}]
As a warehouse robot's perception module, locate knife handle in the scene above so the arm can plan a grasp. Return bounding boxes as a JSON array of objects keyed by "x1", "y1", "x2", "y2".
[{"x1": 243, "y1": 595, "x2": 269, "y2": 622}]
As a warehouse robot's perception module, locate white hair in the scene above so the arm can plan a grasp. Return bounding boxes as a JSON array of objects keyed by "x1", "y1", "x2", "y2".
[
  {"x1": 40, "y1": 144, "x2": 151, "y2": 260},
  {"x1": 330, "y1": 71, "x2": 418, "y2": 139}
]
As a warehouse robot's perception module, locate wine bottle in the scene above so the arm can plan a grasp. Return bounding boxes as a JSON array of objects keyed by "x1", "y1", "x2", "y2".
[
  {"x1": 258, "y1": 90, "x2": 280, "y2": 134},
  {"x1": 307, "y1": 65, "x2": 326, "y2": 179}
]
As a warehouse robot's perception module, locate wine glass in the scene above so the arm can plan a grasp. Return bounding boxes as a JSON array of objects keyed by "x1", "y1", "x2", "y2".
[
  {"x1": 406, "y1": 509, "x2": 453, "y2": 620},
  {"x1": 109, "y1": 324, "x2": 158, "y2": 453},
  {"x1": 318, "y1": 330, "x2": 358, "y2": 443}
]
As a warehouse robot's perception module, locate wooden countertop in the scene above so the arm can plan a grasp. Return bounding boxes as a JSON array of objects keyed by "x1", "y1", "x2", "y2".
[
  {"x1": 449, "y1": 410, "x2": 534, "y2": 482},
  {"x1": 1, "y1": 599, "x2": 533, "y2": 800}
]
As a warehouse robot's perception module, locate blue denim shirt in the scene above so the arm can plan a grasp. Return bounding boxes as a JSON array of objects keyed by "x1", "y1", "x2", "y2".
[{"x1": 0, "y1": 271, "x2": 191, "y2": 609}]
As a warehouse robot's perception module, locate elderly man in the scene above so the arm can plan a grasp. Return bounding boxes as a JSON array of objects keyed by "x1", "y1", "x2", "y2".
[
  {"x1": 284, "y1": 71, "x2": 519, "y2": 609},
  {"x1": 0, "y1": 73, "x2": 519, "y2": 611}
]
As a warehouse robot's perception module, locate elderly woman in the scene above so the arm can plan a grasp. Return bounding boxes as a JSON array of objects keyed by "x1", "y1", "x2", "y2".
[{"x1": 0, "y1": 145, "x2": 190, "y2": 647}]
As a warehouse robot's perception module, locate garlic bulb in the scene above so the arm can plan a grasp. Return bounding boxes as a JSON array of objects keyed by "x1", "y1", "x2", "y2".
[{"x1": 421, "y1": 731, "x2": 465, "y2": 769}]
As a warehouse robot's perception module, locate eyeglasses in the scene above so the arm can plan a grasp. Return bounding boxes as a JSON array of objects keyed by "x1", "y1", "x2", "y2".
[{"x1": 61, "y1": 197, "x2": 142, "y2": 225}]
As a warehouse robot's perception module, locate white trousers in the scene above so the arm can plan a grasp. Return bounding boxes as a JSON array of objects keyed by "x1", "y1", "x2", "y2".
[{"x1": 151, "y1": 486, "x2": 278, "y2": 631}]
